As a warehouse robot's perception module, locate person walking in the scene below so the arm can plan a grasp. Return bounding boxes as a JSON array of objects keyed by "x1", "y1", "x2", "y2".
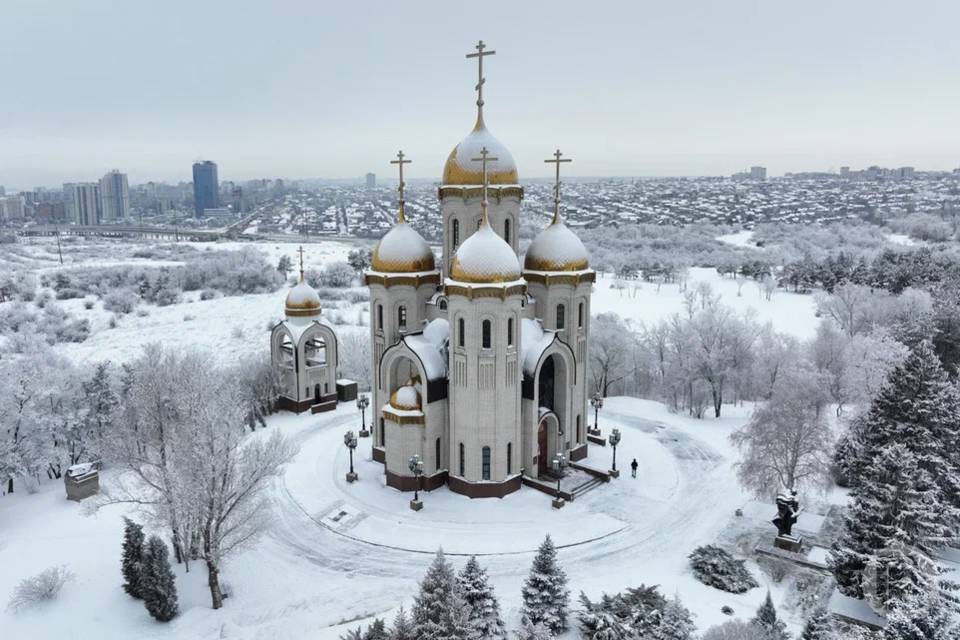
[{"x1": 630, "y1": 458, "x2": 638, "y2": 478}]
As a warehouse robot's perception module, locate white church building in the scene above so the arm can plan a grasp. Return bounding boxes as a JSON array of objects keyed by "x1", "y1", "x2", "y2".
[{"x1": 365, "y1": 42, "x2": 595, "y2": 498}]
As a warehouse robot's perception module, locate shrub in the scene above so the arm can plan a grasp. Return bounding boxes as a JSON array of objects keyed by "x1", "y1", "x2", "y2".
[
  {"x1": 199, "y1": 289, "x2": 217, "y2": 301},
  {"x1": 83, "y1": 298, "x2": 95, "y2": 310},
  {"x1": 689, "y1": 545, "x2": 759, "y2": 594},
  {"x1": 321, "y1": 261, "x2": 356, "y2": 288},
  {"x1": 7, "y1": 566, "x2": 74, "y2": 611},
  {"x1": 103, "y1": 288, "x2": 138, "y2": 314}
]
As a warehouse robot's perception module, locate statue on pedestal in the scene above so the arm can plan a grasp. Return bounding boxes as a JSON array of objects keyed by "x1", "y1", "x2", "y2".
[{"x1": 772, "y1": 489, "x2": 804, "y2": 552}]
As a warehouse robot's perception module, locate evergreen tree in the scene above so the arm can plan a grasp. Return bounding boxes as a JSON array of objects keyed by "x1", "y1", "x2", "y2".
[
  {"x1": 512, "y1": 620, "x2": 552, "y2": 640},
  {"x1": 121, "y1": 517, "x2": 145, "y2": 599},
  {"x1": 799, "y1": 607, "x2": 834, "y2": 640},
  {"x1": 457, "y1": 556, "x2": 506, "y2": 639},
  {"x1": 652, "y1": 595, "x2": 696, "y2": 640},
  {"x1": 446, "y1": 588, "x2": 478, "y2": 640},
  {"x1": 341, "y1": 629, "x2": 363, "y2": 640},
  {"x1": 521, "y1": 535, "x2": 570, "y2": 635},
  {"x1": 140, "y1": 535, "x2": 179, "y2": 622},
  {"x1": 389, "y1": 606, "x2": 415, "y2": 640},
  {"x1": 412, "y1": 549, "x2": 457, "y2": 640},
  {"x1": 831, "y1": 445, "x2": 956, "y2": 608},
  {"x1": 81, "y1": 361, "x2": 117, "y2": 457},
  {"x1": 751, "y1": 591, "x2": 788, "y2": 640},
  {"x1": 882, "y1": 593, "x2": 956, "y2": 640},
  {"x1": 364, "y1": 618, "x2": 388, "y2": 640}
]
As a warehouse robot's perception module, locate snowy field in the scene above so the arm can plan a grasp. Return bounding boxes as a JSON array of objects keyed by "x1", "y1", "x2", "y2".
[{"x1": 1, "y1": 236, "x2": 830, "y2": 639}]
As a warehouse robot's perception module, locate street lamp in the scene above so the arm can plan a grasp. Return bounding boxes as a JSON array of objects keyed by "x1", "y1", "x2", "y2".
[
  {"x1": 344, "y1": 430, "x2": 358, "y2": 483},
  {"x1": 608, "y1": 428, "x2": 622, "y2": 478},
  {"x1": 590, "y1": 392, "x2": 604, "y2": 434},
  {"x1": 409, "y1": 454, "x2": 424, "y2": 511},
  {"x1": 357, "y1": 394, "x2": 370, "y2": 437},
  {"x1": 551, "y1": 453, "x2": 567, "y2": 509}
]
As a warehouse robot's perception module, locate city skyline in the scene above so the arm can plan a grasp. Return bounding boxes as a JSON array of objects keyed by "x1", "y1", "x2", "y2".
[{"x1": 2, "y1": 0, "x2": 959, "y2": 189}]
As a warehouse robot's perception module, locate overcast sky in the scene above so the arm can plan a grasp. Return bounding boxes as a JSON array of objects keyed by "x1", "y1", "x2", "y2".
[{"x1": 2, "y1": 0, "x2": 958, "y2": 189}]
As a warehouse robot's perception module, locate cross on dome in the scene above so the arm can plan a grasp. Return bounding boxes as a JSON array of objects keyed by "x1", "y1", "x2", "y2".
[
  {"x1": 471, "y1": 145, "x2": 499, "y2": 224},
  {"x1": 297, "y1": 245, "x2": 306, "y2": 281},
  {"x1": 466, "y1": 40, "x2": 496, "y2": 124},
  {"x1": 544, "y1": 149, "x2": 573, "y2": 224},
  {"x1": 390, "y1": 150, "x2": 412, "y2": 223}
]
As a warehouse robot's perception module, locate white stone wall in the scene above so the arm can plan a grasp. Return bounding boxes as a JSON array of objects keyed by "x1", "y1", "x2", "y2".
[{"x1": 440, "y1": 191, "x2": 521, "y2": 277}]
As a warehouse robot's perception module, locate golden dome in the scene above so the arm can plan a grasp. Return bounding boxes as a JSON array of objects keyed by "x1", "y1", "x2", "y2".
[
  {"x1": 449, "y1": 214, "x2": 522, "y2": 283},
  {"x1": 523, "y1": 214, "x2": 590, "y2": 272},
  {"x1": 389, "y1": 382, "x2": 421, "y2": 410},
  {"x1": 285, "y1": 279, "x2": 321, "y2": 318},
  {"x1": 442, "y1": 115, "x2": 519, "y2": 186},
  {"x1": 371, "y1": 209, "x2": 436, "y2": 273}
]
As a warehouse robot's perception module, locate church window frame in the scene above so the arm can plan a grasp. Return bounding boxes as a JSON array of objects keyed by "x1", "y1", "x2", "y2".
[
  {"x1": 398, "y1": 305, "x2": 407, "y2": 330},
  {"x1": 578, "y1": 301, "x2": 584, "y2": 328},
  {"x1": 507, "y1": 317, "x2": 514, "y2": 347},
  {"x1": 458, "y1": 317, "x2": 465, "y2": 348},
  {"x1": 504, "y1": 218, "x2": 511, "y2": 245},
  {"x1": 556, "y1": 303, "x2": 566, "y2": 330},
  {"x1": 459, "y1": 443, "x2": 465, "y2": 476},
  {"x1": 482, "y1": 319, "x2": 492, "y2": 350},
  {"x1": 452, "y1": 219, "x2": 460, "y2": 251},
  {"x1": 377, "y1": 304, "x2": 383, "y2": 331},
  {"x1": 481, "y1": 446, "x2": 491, "y2": 480}
]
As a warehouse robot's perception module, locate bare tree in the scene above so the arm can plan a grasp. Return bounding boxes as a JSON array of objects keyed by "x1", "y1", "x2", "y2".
[
  {"x1": 338, "y1": 332, "x2": 372, "y2": 391},
  {"x1": 815, "y1": 282, "x2": 874, "y2": 338},
  {"x1": 589, "y1": 313, "x2": 636, "y2": 396}
]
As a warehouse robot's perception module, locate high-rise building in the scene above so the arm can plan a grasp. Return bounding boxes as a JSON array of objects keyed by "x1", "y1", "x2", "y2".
[
  {"x1": 192, "y1": 160, "x2": 220, "y2": 217},
  {"x1": 750, "y1": 166, "x2": 767, "y2": 180},
  {"x1": 0, "y1": 195, "x2": 25, "y2": 221},
  {"x1": 64, "y1": 182, "x2": 102, "y2": 225},
  {"x1": 99, "y1": 169, "x2": 130, "y2": 221},
  {"x1": 840, "y1": 166, "x2": 850, "y2": 179},
  {"x1": 365, "y1": 173, "x2": 376, "y2": 188}
]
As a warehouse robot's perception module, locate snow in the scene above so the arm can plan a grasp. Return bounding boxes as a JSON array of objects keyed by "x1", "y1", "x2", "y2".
[
  {"x1": 284, "y1": 280, "x2": 321, "y2": 310},
  {"x1": 391, "y1": 385, "x2": 420, "y2": 409},
  {"x1": 523, "y1": 218, "x2": 589, "y2": 270},
  {"x1": 404, "y1": 333, "x2": 447, "y2": 381},
  {"x1": 885, "y1": 232, "x2": 917, "y2": 246},
  {"x1": 717, "y1": 230, "x2": 756, "y2": 247},
  {"x1": 444, "y1": 119, "x2": 518, "y2": 185},
  {"x1": 520, "y1": 318, "x2": 555, "y2": 376},
  {"x1": 371, "y1": 221, "x2": 435, "y2": 272},
  {"x1": 450, "y1": 219, "x2": 521, "y2": 282}
]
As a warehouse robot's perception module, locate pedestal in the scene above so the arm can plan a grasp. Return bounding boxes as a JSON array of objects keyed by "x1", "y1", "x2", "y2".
[
  {"x1": 774, "y1": 534, "x2": 803, "y2": 553},
  {"x1": 552, "y1": 498, "x2": 566, "y2": 509},
  {"x1": 359, "y1": 429, "x2": 370, "y2": 438},
  {"x1": 409, "y1": 499, "x2": 423, "y2": 511},
  {"x1": 346, "y1": 472, "x2": 358, "y2": 483},
  {"x1": 609, "y1": 469, "x2": 620, "y2": 478}
]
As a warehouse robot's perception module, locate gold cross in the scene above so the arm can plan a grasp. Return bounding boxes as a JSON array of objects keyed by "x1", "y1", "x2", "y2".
[
  {"x1": 297, "y1": 245, "x2": 306, "y2": 281},
  {"x1": 544, "y1": 149, "x2": 573, "y2": 224},
  {"x1": 471, "y1": 146, "x2": 499, "y2": 224},
  {"x1": 466, "y1": 40, "x2": 496, "y2": 119},
  {"x1": 389, "y1": 150, "x2": 412, "y2": 222}
]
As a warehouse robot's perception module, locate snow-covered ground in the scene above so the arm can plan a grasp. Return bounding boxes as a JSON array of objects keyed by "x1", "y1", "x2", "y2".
[{"x1": 716, "y1": 230, "x2": 756, "y2": 248}]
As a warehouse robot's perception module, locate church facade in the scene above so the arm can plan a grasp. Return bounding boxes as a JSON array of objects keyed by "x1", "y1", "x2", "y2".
[{"x1": 365, "y1": 42, "x2": 595, "y2": 498}]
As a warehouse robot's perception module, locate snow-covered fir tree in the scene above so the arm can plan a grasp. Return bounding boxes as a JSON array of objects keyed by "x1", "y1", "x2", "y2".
[
  {"x1": 652, "y1": 594, "x2": 696, "y2": 640},
  {"x1": 521, "y1": 535, "x2": 570, "y2": 635},
  {"x1": 752, "y1": 591, "x2": 788, "y2": 640},
  {"x1": 512, "y1": 620, "x2": 552, "y2": 640},
  {"x1": 140, "y1": 535, "x2": 179, "y2": 622},
  {"x1": 411, "y1": 549, "x2": 458, "y2": 640},
  {"x1": 80, "y1": 360, "x2": 117, "y2": 458},
  {"x1": 447, "y1": 587, "x2": 478, "y2": 640},
  {"x1": 799, "y1": 607, "x2": 834, "y2": 640},
  {"x1": 389, "y1": 606, "x2": 415, "y2": 640},
  {"x1": 457, "y1": 556, "x2": 506, "y2": 639},
  {"x1": 831, "y1": 444, "x2": 956, "y2": 609},
  {"x1": 882, "y1": 592, "x2": 957, "y2": 640},
  {"x1": 121, "y1": 517, "x2": 145, "y2": 599}
]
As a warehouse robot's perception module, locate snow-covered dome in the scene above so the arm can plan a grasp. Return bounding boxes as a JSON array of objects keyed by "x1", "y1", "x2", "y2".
[
  {"x1": 524, "y1": 215, "x2": 590, "y2": 272},
  {"x1": 442, "y1": 115, "x2": 518, "y2": 186},
  {"x1": 390, "y1": 384, "x2": 421, "y2": 411},
  {"x1": 371, "y1": 212, "x2": 436, "y2": 273},
  {"x1": 450, "y1": 215, "x2": 521, "y2": 283},
  {"x1": 285, "y1": 279, "x2": 321, "y2": 318}
]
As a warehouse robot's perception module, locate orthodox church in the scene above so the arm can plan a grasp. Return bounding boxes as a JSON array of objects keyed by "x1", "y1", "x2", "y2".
[{"x1": 365, "y1": 41, "x2": 595, "y2": 498}]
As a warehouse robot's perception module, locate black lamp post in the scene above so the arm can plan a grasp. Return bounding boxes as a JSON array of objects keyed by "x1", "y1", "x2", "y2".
[
  {"x1": 590, "y1": 392, "x2": 604, "y2": 434},
  {"x1": 357, "y1": 394, "x2": 370, "y2": 437},
  {"x1": 551, "y1": 453, "x2": 567, "y2": 509},
  {"x1": 344, "y1": 430, "x2": 358, "y2": 483},
  {"x1": 409, "y1": 454, "x2": 424, "y2": 511},
  {"x1": 608, "y1": 427, "x2": 621, "y2": 478}
]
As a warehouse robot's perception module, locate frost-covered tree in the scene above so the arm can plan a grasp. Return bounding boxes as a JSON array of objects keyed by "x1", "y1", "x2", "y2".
[
  {"x1": 457, "y1": 556, "x2": 506, "y2": 639},
  {"x1": 121, "y1": 517, "x2": 146, "y2": 599},
  {"x1": 411, "y1": 549, "x2": 458, "y2": 640},
  {"x1": 339, "y1": 333, "x2": 372, "y2": 392},
  {"x1": 688, "y1": 545, "x2": 758, "y2": 594},
  {"x1": 512, "y1": 620, "x2": 552, "y2": 640},
  {"x1": 80, "y1": 360, "x2": 117, "y2": 459},
  {"x1": 752, "y1": 591, "x2": 788, "y2": 640},
  {"x1": 815, "y1": 283, "x2": 875, "y2": 338},
  {"x1": 652, "y1": 595, "x2": 696, "y2": 640},
  {"x1": 521, "y1": 535, "x2": 570, "y2": 635},
  {"x1": 347, "y1": 248, "x2": 372, "y2": 274},
  {"x1": 701, "y1": 620, "x2": 767, "y2": 640},
  {"x1": 233, "y1": 354, "x2": 280, "y2": 431},
  {"x1": 590, "y1": 313, "x2": 636, "y2": 397},
  {"x1": 388, "y1": 606, "x2": 415, "y2": 640},
  {"x1": 140, "y1": 535, "x2": 178, "y2": 622},
  {"x1": 277, "y1": 254, "x2": 293, "y2": 278},
  {"x1": 882, "y1": 592, "x2": 957, "y2": 640},
  {"x1": 799, "y1": 606, "x2": 834, "y2": 640}
]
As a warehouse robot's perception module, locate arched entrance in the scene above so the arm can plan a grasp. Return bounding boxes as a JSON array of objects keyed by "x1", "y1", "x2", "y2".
[{"x1": 537, "y1": 411, "x2": 559, "y2": 478}]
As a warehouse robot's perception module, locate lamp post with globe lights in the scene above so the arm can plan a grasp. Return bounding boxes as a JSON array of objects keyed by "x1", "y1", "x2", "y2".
[
  {"x1": 344, "y1": 430, "x2": 358, "y2": 482},
  {"x1": 409, "y1": 454, "x2": 424, "y2": 511},
  {"x1": 590, "y1": 392, "x2": 604, "y2": 435},
  {"x1": 357, "y1": 394, "x2": 370, "y2": 437},
  {"x1": 551, "y1": 453, "x2": 567, "y2": 509},
  {"x1": 608, "y1": 427, "x2": 622, "y2": 478}
]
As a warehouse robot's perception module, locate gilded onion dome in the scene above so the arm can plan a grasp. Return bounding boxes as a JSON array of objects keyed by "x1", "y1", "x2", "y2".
[
  {"x1": 524, "y1": 213, "x2": 590, "y2": 272},
  {"x1": 442, "y1": 115, "x2": 519, "y2": 186},
  {"x1": 389, "y1": 382, "x2": 421, "y2": 410},
  {"x1": 450, "y1": 214, "x2": 522, "y2": 283},
  {"x1": 371, "y1": 209, "x2": 436, "y2": 273},
  {"x1": 285, "y1": 279, "x2": 322, "y2": 318}
]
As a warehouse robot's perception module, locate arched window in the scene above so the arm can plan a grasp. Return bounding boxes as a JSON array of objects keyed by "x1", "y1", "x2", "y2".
[
  {"x1": 452, "y1": 219, "x2": 460, "y2": 250},
  {"x1": 398, "y1": 305, "x2": 407, "y2": 329},
  {"x1": 576, "y1": 416, "x2": 582, "y2": 443},
  {"x1": 578, "y1": 302, "x2": 584, "y2": 327},
  {"x1": 504, "y1": 218, "x2": 511, "y2": 244},
  {"x1": 482, "y1": 319, "x2": 492, "y2": 349},
  {"x1": 507, "y1": 317, "x2": 514, "y2": 346},
  {"x1": 458, "y1": 318, "x2": 465, "y2": 348},
  {"x1": 556, "y1": 303, "x2": 566, "y2": 330},
  {"x1": 481, "y1": 446, "x2": 491, "y2": 480},
  {"x1": 439, "y1": 299, "x2": 447, "y2": 311},
  {"x1": 507, "y1": 442, "x2": 513, "y2": 475},
  {"x1": 459, "y1": 443, "x2": 465, "y2": 476},
  {"x1": 436, "y1": 437, "x2": 441, "y2": 471},
  {"x1": 377, "y1": 304, "x2": 383, "y2": 331}
]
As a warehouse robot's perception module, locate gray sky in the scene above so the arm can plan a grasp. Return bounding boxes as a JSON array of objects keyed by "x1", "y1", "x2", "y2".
[{"x1": 2, "y1": 0, "x2": 958, "y2": 189}]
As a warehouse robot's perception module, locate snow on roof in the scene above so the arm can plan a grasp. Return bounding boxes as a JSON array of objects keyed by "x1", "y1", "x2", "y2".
[
  {"x1": 443, "y1": 118, "x2": 518, "y2": 186},
  {"x1": 524, "y1": 218, "x2": 590, "y2": 271},
  {"x1": 67, "y1": 462, "x2": 97, "y2": 478},
  {"x1": 371, "y1": 221, "x2": 436, "y2": 273},
  {"x1": 405, "y1": 334, "x2": 447, "y2": 382},
  {"x1": 391, "y1": 384, "x2": 421, "y2": 410},
  {"x1": 422, "y1": 317, "x2": 449, "y2": 347},
  {"x1": 449, "y1": 221, "x2": 521, "y2": 283},
  {"x1": 285, "y1": 280, "x2": 321, "y2": 315},
  {"x1": 520, "y1": 318, "x2": 556, "y2": 376}
]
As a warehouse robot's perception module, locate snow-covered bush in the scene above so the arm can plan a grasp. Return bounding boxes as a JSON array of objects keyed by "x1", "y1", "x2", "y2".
[
  {"x1": 688, "y1": 545, "x2": 759, "y2": 594},
  {"x1": 200, "y1": 289, "x2": 217, "y2": 300},
  {"x1": 321, "y1": 261, "x2": 356, "y2": 288},
  {"x1": 701, "y1": 620, "x2": 767, "y2": 640},
  {"x1": 103, "y1": 288, "x2": 138, "y2": 314},
  {"x1": 7, "y1": 565, "x2": 74, "y2": 611}
]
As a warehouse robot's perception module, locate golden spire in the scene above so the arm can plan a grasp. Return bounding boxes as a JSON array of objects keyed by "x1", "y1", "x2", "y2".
[
  {"x1": 471, "y1": 145, "x2": 499, "y2": 226},
  {"x1": 297, "y1": 245, "x2": 305, "y2": 282},
  {"x1": 390, "y1": 149, "x2": 411, "y2": 223},
  {"x1": 466, "y1": 39, "x2": 496, "y2": 128},
  {"x1": 544, "y1": 149, "x2": 573, "y2": 225}
]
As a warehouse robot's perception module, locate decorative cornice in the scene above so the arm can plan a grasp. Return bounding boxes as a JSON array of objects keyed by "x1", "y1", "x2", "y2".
[
  {"x1": 382, "y1": 407, "x2": 426, "y2": 425},
  {"x1": 365, "y1": 271, "x2": 441, "y2": 288},
  {"x1": 444, "y1": 283, "x2": 527, "y2": 299},
  {"x1": 438, "y1": 185, "x2": 524, "y2": 201},
  {"x1": 522, "y1": 270, "x2": 596, "y2": 286}
]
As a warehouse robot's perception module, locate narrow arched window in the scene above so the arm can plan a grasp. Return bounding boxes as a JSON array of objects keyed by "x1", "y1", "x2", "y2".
[
  {"x1": 576, "y1": 416, "x2": 582, "y2": 443},
  {"x1": 481, "y1": 446, "x2": 491, "y2": 480},
  {"x1": 578, "y1": 302, "x2": 584, "y2": 327},
  {"x1": 377, "y1": 304, "x2": 383, "y2": 331},
  {"x1": 482, "y1": 319, "x2": 491, "y2": 349},
  {"x1": 504, "y1": 218, "x2": 511, "y2": 244},
  {"x1": 452, "y1": 219, "x2": 460, "y2": 250},
  {"x1": 398, "y1": 305, "x2": 407, "y2": 329},
  {"x1": 507, "y1": 317, "x2": 514, "y2": 346},
  {"x1": 439, "y1": 299, "x2": 447, "y2": 310},
  {"x1": 436, "y1": 437, "x2": 441, "y2": 471},
  {"x1": 459, "y1": 443, "x2": 465, "y2": 476},
  {"x1": 458, "y1": 317, "x2": 465, "y2": 347},
  {"x1": 556, "y1": 303, "x2": 566, "y2": 330},
  {"x1": 507, "y1": 442, "x2": 513, "y2": 475}
]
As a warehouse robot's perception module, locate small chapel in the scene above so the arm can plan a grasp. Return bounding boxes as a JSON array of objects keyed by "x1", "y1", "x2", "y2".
[{"x1": 365, "y1": 41, "x2": 595, "y2": 498}]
